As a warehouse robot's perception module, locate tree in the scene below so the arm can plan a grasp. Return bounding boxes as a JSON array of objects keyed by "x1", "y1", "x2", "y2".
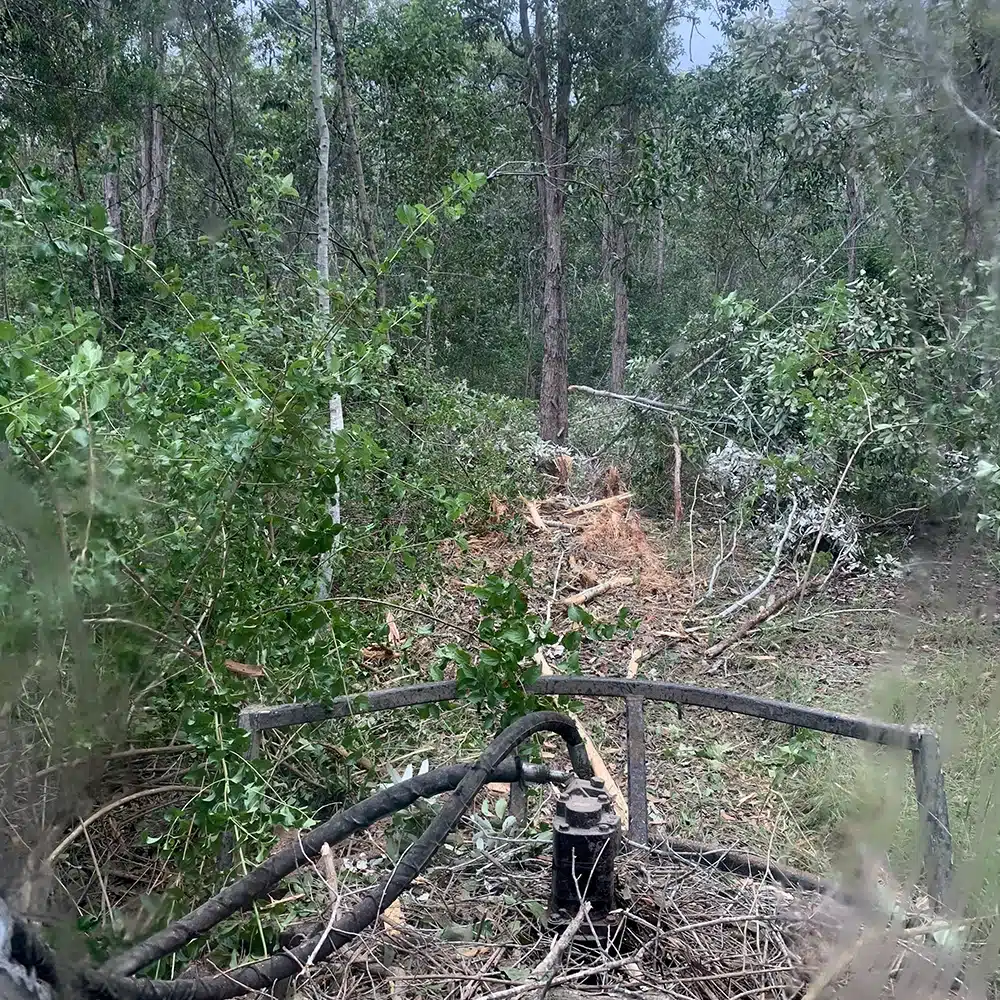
[
  {"x1": 311, "y1": 0, "x2": 344, "y2": 600},
  {"x1": 518, "y1": 0, "x2": 572, "y2": 443}
]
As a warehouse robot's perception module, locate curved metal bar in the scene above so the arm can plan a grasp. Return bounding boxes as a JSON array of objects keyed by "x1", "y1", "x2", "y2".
[
  {"x1": 240, "y1": 676, "x2": 920, "y2": 749},
  {"x1": 237, "y1": 675, "x2": 952, "y2": 904}
]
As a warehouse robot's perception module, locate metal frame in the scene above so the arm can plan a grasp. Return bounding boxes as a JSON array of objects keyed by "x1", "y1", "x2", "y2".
[{"x1": 239, "y1": 676, "x2": 954, "y2": 902}]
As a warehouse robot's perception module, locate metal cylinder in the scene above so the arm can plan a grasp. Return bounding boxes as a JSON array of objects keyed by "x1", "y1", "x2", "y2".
[{"x1": 548, "y1": 776, "x2": 621, "y2": 929}]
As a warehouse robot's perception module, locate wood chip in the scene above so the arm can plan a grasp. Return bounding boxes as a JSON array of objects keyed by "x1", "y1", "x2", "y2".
[
  {"x1": 523, "y1": 498, "x2": 546, "y2": 531},
  {"x1": 224, "y1": 659, "x2": 264, "y2": 678}
]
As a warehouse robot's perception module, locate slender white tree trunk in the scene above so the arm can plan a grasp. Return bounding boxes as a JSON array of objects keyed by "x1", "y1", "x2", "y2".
[{"x1": 312, "y1": 0, "x2": 343, "y2": 600}]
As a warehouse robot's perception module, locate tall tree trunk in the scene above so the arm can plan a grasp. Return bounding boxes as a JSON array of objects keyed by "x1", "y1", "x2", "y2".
[
  {"x1": 103, "y1": 167, "x2": 123, "y2": 241},
  {"x1": 655, "y1": 207, "x2": 665, "y2": 295},
  {"x1": 608, "y1": 104, "x2": 636, "y2": 393},
  {"x1": 325, "y1": 0, "x2": 383, "y2": 308},
  {"x1": 845, "y1": 168, "x2": 860, "y2": 282},
  {"x1": 139, "y1": 14, "x2": 167, "y2": 247},
  {"x1": 609, "y1": 219, "x2": 629, "y2": 392},
  {"x1": 522, "y1": 0, "x2": 570, "y2": 444},
  {"x1": 312, "y1": 0, "x2": 343, "y2": 601}
]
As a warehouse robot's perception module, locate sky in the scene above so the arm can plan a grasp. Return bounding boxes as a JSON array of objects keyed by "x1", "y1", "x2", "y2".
[
  {"x1": 673, "y1": 1, "x2": 787, "y2": 71},
  {"x1": 674, "y1": 8, "x2": 727, "y2": 70}
]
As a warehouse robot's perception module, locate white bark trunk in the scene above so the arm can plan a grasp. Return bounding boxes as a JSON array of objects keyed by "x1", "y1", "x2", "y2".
[{"x1": 312, "y1": 0, "x2": 343, "y2": 600}]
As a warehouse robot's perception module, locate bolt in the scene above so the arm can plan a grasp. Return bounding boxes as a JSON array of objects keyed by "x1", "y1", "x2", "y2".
[{"x1": 590, "y1": 777, "x2": 605, "y2": 789}]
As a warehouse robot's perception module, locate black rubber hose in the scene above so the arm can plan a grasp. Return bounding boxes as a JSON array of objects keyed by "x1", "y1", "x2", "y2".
[
  {"x1": 104, "y1": 757, "x2": 565, "y2": 978},
  {"x1": 40, "y1": 711, "x2": 589, "y2": 1000}
]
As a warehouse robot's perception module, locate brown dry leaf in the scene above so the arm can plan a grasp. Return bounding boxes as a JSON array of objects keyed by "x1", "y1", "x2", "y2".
[
  {"x1": 224, "y1": 659, "x2": 265, "y2": 678},
  {"x1": 489, "y1": 493, "x2": 509, "y2": 520},
  {"x1": 459, "y1": 946, "x2": 491, "y2": 958},
  {"x1": 386, "y1": 611, "x2": 403, "y2": 646},
  {"x1": 361, "y1": 645, "x2": 396, "y2": 665},
  {"x1": 384, "y1": 897, "x2": 406, "y2": 938}
]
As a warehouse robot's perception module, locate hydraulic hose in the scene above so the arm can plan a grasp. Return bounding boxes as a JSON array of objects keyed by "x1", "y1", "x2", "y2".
[
  {"x1": 18, "y1": 711, "x2": 590, "y2": 1000},
  {"x1": 105, "y1": 757, "x2": 566, "y2": 977}
]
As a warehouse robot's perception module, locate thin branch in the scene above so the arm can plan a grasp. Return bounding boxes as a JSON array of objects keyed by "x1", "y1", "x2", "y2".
[
  {"x1": 47, "y1": 786, "x2": 192, "y2": 864},
  {"x1": 710, "y1": 497, "x2": 798, "y2": 622}
]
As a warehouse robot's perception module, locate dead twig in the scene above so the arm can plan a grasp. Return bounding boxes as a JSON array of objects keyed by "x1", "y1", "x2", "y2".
[
  {"x1": 705, "y1": 573, "x2": 826, "y2": 659},
  {"x1": 711, "y1": 497, "x2": 798, "y2": 622},
  {"x1": 671, "y1": 426, "x2": 683, "y2": 526},
  {"x1": 47, "y1": 785, "x2": 192, "y2": 864},
  {"x1": 563, "y1": 493, "x2": 632, "y2": 516},
  {"x1": 534, "y1": 902, "x2": 590, "y2": 980}
]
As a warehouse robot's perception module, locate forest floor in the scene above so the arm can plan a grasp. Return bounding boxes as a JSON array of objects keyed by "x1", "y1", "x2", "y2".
[
  {"x1": 363, "y1": 470, "x2": 1000, "y2": 902},
  {"x1": 284, "y1": 475, "x2": 1000, "y2": 999}
]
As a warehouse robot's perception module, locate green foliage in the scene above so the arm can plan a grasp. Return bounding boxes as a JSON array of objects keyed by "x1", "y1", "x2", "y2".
[
  {"x1": 432, "y1": 554, "x2": 634, "y2": 729},
  {"x1": 0, "y1": 153, "x2": 533, "y2": 901},
  {"x1": 622, "y1": 267, "x2": 996, "y2": 525}
]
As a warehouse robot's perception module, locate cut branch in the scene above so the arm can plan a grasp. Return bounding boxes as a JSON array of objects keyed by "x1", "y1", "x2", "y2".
[
  {"x1": 561, "y1": 575, "x2": 631, "y2": 606},
  {"x1": 705, "y1": 572, "x2": 825, "y2": 659}
]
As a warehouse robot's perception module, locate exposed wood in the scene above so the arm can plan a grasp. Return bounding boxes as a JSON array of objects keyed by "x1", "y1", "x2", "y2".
[
  {"x1": 563, "y1": 493, "x2": 632, "y2": 515},
  {"x1": 523, "y1": 498, "x2": 546, "y2": 530},
  {"x1": 561, "y1": 574, "x2": 631, "y2": 606},
  {"x1": 671, "y1": 426, "x2": 683, "y2": 526},
  {"x1": 625, "y1": 647, "x2": 641, "y2": 679},
  {"x1": 705, "y1": 573, "x2": 825, "y2": 659}
]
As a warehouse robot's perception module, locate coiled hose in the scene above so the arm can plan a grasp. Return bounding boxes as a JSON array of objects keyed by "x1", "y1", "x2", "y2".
[{"x1": 11, "y1": 711, "x2": 591, "y2": 1000}]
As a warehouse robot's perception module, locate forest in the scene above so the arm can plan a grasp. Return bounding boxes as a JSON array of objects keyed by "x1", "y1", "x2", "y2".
[{"x1": 4, "y1": 0, "x2": 1000, "y2": 996}]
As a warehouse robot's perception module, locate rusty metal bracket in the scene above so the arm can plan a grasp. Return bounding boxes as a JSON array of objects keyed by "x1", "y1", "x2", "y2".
[{"x1": 239, "y1": 675, "x2": 953, "y2": 903}]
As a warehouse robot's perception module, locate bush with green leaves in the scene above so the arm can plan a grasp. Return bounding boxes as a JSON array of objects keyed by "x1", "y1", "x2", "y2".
[
  {"x1": 433, "y1": 553, "x2": 636, "y2": 730},
  {"x1": 609, "y1": 267, "x2": 1000, "y2": 538},
  {"x1": 0, "y1": 155, "x2": 552, "y2": 898}
]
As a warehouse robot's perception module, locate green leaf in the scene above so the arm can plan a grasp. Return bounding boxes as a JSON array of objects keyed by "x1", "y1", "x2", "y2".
[
  {"x1": 76, "y1": 340, "x2": 103, "y2": 370},
  {"x1": 0, "y1": 321, "x2": 15, "y2": 342},
  {"x1": 88, "y1": 382, "x2": 112, "y2": 417},
  {"x1": 500, "y1": 622, "x2": 529, "y2": 644}
]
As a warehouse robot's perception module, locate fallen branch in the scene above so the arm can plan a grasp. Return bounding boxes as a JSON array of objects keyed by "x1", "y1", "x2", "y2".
[
  {"x1": 47, "y1": 785, "x2": 192, "y2": 864},
  {"x1": 307, "y1": 843, "x2": 343, "y2": 966},
  {"x1": 568, "y1": 384, "x2": 735, "y2": 424},
  {"x1": 560, "y1": 575, "x2": 632, "y2": 607},
  {"x1": 710, "y1": 497, "x2": 798, "y2": 622},
  {"x1": 533, "y1": 903, "x2": 590, "y2": 980},
  {"x1": 563, "y1": 493, "x2": 632, "y2": 516},
  {"x1": 705, "y1": 573, "x2": 825, "y2": 659}
]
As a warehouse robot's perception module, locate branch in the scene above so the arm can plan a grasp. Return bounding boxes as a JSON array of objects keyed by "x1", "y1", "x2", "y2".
[
  {"x1": 567, "y1": 384, "x2": 739, "y2": 425},
  {"x1": 47, "y1": 786, "x2": 192, "y2": 864},
  {"x1": 705, "y1": 572, "x2": 825, "y2": 660},
  {"x1": 710, "y1": 497, "x2": 798, "y2": 622}
]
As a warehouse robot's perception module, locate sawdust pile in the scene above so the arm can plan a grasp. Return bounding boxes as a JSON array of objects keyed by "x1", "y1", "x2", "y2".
[{"x1": 526, "y1": 490, "x2": 676, "y2": 600}]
